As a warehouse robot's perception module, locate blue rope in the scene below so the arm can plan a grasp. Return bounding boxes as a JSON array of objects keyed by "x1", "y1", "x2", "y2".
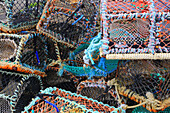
[
  {"x1": 44, "y1": 100, "x2": 59, "y2": 112},
  {"x1": 35, "y1": 51, "x2": 40, "y2": 65},
  {"x1": 72, "y1": 15, "x2": 84, "y2": 25}
]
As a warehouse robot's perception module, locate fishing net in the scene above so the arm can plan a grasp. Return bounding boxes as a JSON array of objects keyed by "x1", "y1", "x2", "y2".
[
  {"x1": 22, "y1": 87, "x2": 126, "y2": 113},
  {"x1": 113, "y1": 60, "x2": 170, "y2": 112},
  {"x1": 77, "y1": 79, "x2": 106, "y2": 99},
  {"x1": 0, "y1": 1, "x2": 7, "y2": 23},
  {"x1": 0, "y1": 69, "x2": 42, "y2": 113},
  {"x1": 37, "y1": 0, "x2": 99, "y2": 48},
  {"x1": 42, "y1": 69, "x2": 77, "y2": 92},
  {"x1": 0, "y1": 33, "x2": 25, "y2": 62},
  {"x1": 76, "y1": 79, "x2": 119, "y2": 106},
  {"x1": 100, "y1": 0, "x2": 170, "y2": 59},
  {"x1": 117, "y1": 60, "x2": 169, "y2": 101},
  {"x1": 154, "y1": 0, "x2": 170, "y2": 12},
  {"x1": 23, "y1": 96, "x2": 88, "y2": 113},
  {"x1": 19, "y1": 33, "x2": 48, "y2": 70},
  {"x1": 0, "y1": 33, "x2": 47, "y2": 77},
  {"x1": 0, "y1": 39, "x2": 17, "y2": 60},
  {"x1": 0, "y1": 0, "x2": 46, "y2": 33},
  {"x1": 155, "y1": 15, "x2": 169, "y2": 53}
]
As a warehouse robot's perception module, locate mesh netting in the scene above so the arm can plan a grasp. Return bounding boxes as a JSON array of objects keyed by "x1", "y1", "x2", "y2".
[
  {"x1": 0, "y1": 33, "x2": 22, "y2": 62},
  {"x1": 0, "y1": 98, "x2": 12, "y2": 113},
  {"x1": 154, "y1": 0, "x2": 170, "y2": 12},
  {"x1": 116, "y1": 60, "x2": 169, "y2": 101},
  {"x1": 108, "y1": 19, "x2": 150, "y2": 50},
  {"x1": 0, "y1": 0, "x2": 46, "y2": 33},
  {"x1": 0, "y1": 69, "x2": 42, "y2": 113},
  {"x1": 37, "y1": 0, "x2": 99, "y2": 48},
  {"x1": 22, "y1": 87, "x2": 125, "y2": 113},
  {"x1": 0, "y1": 39, "x2": 17, "y2": 60},
  {"x1": 0, "y1": 2, "x2": 7, "y2": 23},
  {"x1": 155, "y1": 16, "x2": 169, "y2": 53},
  {"x1": 77, "y1": 79, "x2": 106, "y2": 99},
  {"x1": 0, "y1": 33, "x2": 47, "y2": 77},
  {"x1": 43, "y1": 70, "x2": 77, "y2": 92},
  {"x1": 76, "y1": 79, "x2": 119, "y2": 106},
  {"x1": 100, "y1": 0, "x2": 170, "y2": 59},
  {"x1": 23, "y1": 96, "x2": 88, "y2": 113},
  {"x1": 19, "y1": 34, "x2": 48, "y2": 70},
  {"x1": 102, "y1": 0, "x2": 150, "y2": 15}
]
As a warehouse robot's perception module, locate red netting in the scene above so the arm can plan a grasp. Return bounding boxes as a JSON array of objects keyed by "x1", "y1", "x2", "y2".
[
  {"x1": 22, "y1": 87, "x2": 125, "y2": 113},
  {"x1": 154, "y1": 0, "x2": 170, "y2": 12},
  {"x1": 155, "y1": 16, "x2": 170, "y2": 53},
  {"x1": 104, "y1": 0, "x2": 150, "y2": 14},
  {"x1": 100, "y1": 0, "x2": 170, "y2": 56}
]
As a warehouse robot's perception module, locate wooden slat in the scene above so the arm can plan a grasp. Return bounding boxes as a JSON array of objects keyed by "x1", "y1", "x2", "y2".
[{"x1": 106, "y1": 53, "x2": 170, "y2": 60}]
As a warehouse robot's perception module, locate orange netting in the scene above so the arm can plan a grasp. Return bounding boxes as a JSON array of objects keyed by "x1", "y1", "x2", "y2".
[
  {"x1": 22, "y1": 87, "x2": 125, "y2": 113},
  {"x1": 100, "y1": 0, "x2": 169, "y2": 57}
]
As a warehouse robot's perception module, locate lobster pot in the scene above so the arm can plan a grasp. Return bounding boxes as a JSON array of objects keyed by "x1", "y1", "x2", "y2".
[
  {"x1": 0, "y1": 0, "x2": 46, "y2": 33},
  {"x1": 116, "y1": 60, "x2": 170, "y2": 101},
  {"x1": 22, "y1": 94, "x2": 88, "y2": 113},
  {"x1": 22, "y1": 87, "x2": 125, "y2": 113},
  {"x1": 0, "y1": 33, "x2": 48, "y2": 73},
  {"x1": 0, "y1": 69, "x2": 42, "y2": 113},
  {"x1": 101, "y1": 0, "x2": 170, "y2": 60},
  {"x1": 0, "y1": 33, "x2": 24, "y2": 61},
  {"x1": 37, "y1": 0, "x2": 99, "y2": 48},
  {"x1": 114, "y1": 60, "x2": 170, "y2": 112},
  {"x1": 77, "y1": 80, "x2": 118, "y2": 106},
  {"x1": 19, "y1": 33, "x2": 48, "y2": 70}
]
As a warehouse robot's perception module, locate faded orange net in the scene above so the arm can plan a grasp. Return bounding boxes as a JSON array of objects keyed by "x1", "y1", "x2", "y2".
[
  {"x1": 154, "y1": 0, "x2": 170, "y2": 12},
  {"x1": 155, "y1": 16, "x2": 169, "y2": 53},
  {"x1": 101, "y1": 0, "x2": 170, "y2": 57},
  {"x1": 22, "y1": 87, "x2": 125, "y2": 113},
  {"x1": 105, "y1": 0, "x2": 150, "y2": 14}
]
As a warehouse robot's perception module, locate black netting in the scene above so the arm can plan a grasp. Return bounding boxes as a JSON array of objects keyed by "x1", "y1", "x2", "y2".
[
  {"x1": 20, "y1": 34, "x2": 47, "y2": 69},
  {"x1": 43, "y1": 70, "x2": 77, "y2": 93},
  {"x1": 12, "y1": 0, "x2": 45, "y2": 25},
  {"x1": 14, "y1": 76, "x2": 41, "y2": 113},
  {"x1": 0, "y1": 70, "x2": 22, "y2": 94},
  {"x1": 0, "y1": 98, "x2": 12, "y2": 113},
  {"x1": 39, "y1": 0, "x2": 99, "y2": 47},
  {"x1": 0, "y1": 70, "x2": 41, "y2": 113}
]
